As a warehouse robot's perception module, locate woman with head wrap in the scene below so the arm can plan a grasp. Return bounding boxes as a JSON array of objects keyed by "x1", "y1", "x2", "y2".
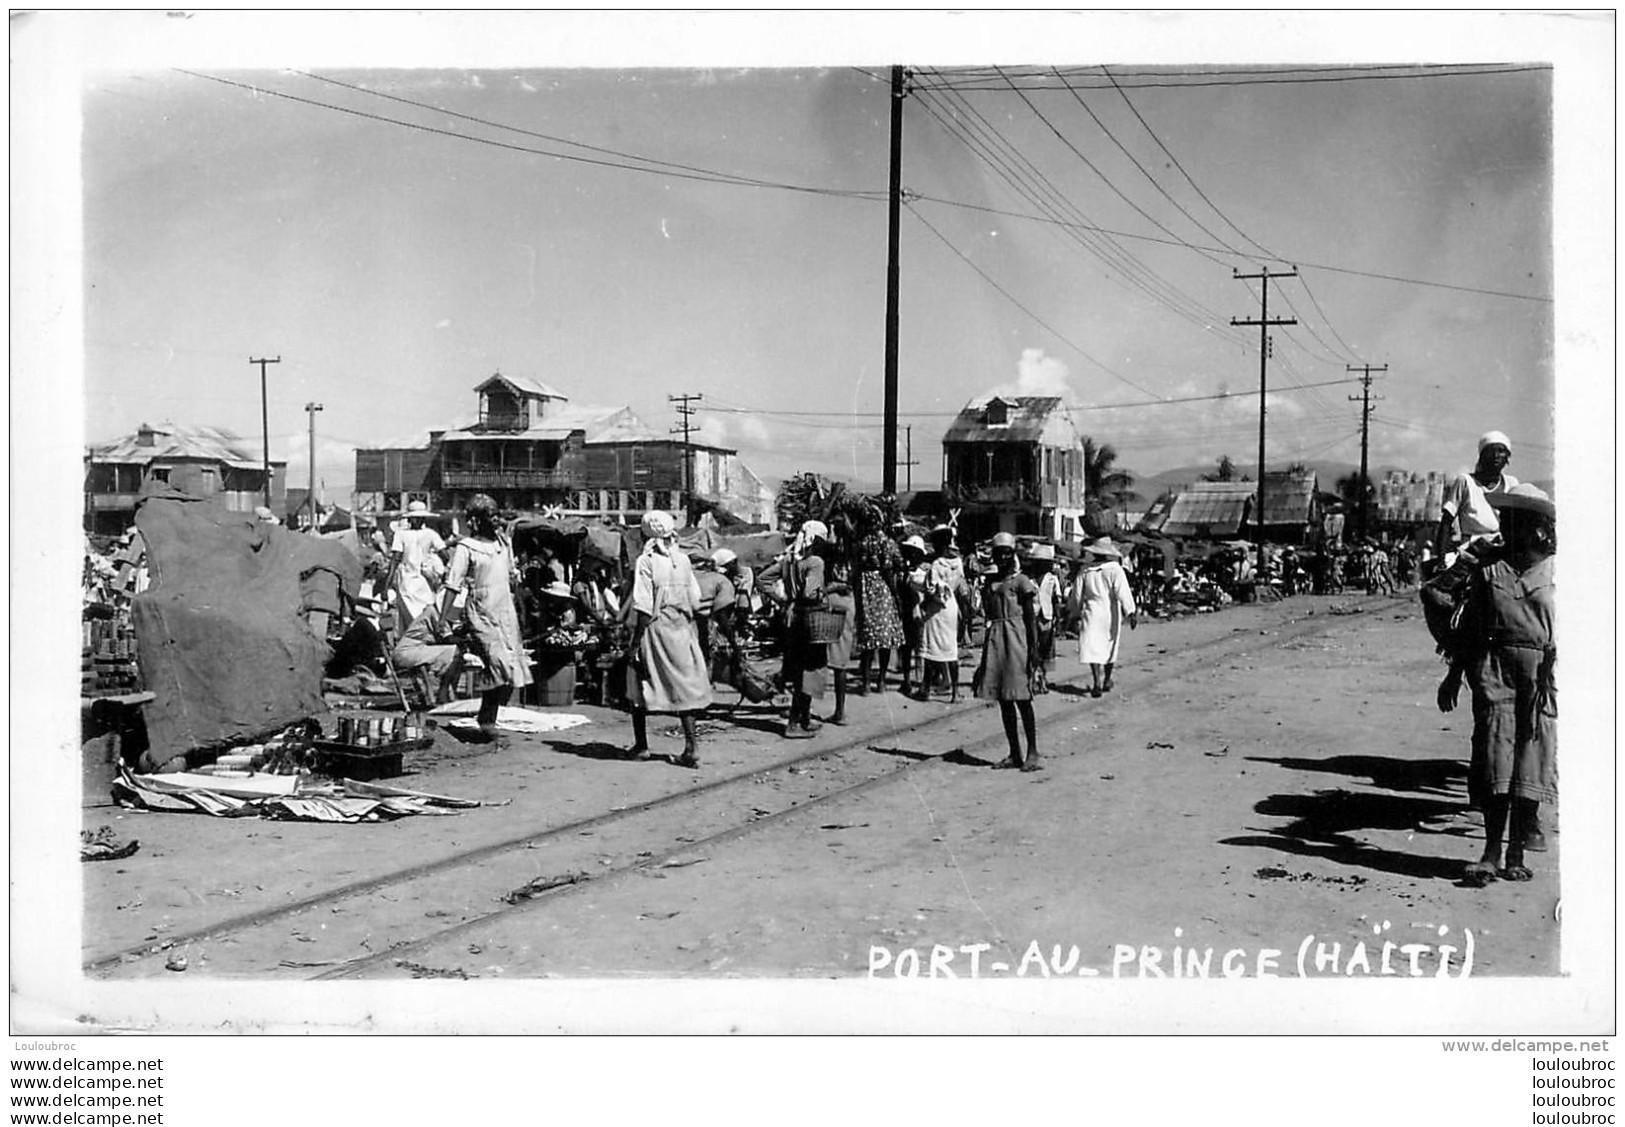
[
  {"x1": 911, "y1": 524, "x2": 969, "y2": 702},
  {"x1": 974, "y1": 532, "x2": 1042, "y2": 771},
  {"x1": 1436, "y1": 430, "x2": 1520, "y2": 564},
  {"x1": 441, "y1": 494, "x2": 532, "y2": 742},
  {"x1": 895, "y1": 534, "x2": 929, "y2": 698},
  {"x1": 624, "y1": 510, "x2": 710, "y2": 768},
  {"x1": 760, "y1": 519, "x2": 833, "y2": 738}
]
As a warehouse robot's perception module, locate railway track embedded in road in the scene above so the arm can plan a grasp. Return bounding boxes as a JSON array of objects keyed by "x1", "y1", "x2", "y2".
[{"x1": 88, "y1": 594, "x2": 1403, "y2": 980}]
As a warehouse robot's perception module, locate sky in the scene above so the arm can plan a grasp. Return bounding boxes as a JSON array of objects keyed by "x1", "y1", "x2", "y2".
[{"x1": 69, "y1": 12, "x2": 1590, "y2": 499}]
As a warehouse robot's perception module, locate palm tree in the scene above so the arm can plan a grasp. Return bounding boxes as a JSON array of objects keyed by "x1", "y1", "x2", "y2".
[
  {"x1": 1201, "y1": 454, "x2": 1239, "y2": 482},
  {"x1": 1083, "y1": 436, "x2": 1138, "y2": 508}
]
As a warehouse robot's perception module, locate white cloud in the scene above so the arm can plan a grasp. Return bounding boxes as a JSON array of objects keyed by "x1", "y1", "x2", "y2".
[{"x1": 986, "y1": 347, "x2": 1073, "y2": 400}]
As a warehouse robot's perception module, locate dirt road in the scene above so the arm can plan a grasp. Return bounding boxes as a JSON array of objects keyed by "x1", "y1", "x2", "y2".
[{"x1": 83, "y1": 589, "x2": 1560, "y2": 983}]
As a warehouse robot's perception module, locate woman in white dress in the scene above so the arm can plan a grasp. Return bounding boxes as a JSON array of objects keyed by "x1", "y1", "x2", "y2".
[
  {"x1": 1070, "y1": 536, "x2": 1138, "y2": 698},
  {"x1": 441, "y1": 495, "x2": 532, "y2": 741},
  {"x1": 913, "y1": 524, "x2": 968, "y2": 701},
  {"x1": 625, "y1": 510, "x2": 711, "y2": 768},
  {"x1": 390, "y1": 499, "x2": 446, "y2": 628}
]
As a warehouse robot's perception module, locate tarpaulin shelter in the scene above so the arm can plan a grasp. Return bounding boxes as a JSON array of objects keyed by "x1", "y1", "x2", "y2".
[
  {"x1": 131, "y1": 485, "x2": 362, "y2": 770},
  {"x1": 508, "y1": 515, "x2": 624, "y2": 567},
  {"x1": 711, "y1": 530, "x2": 789, "y2": 570}
]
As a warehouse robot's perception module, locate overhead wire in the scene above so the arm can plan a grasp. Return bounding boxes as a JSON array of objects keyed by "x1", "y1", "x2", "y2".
[
  {"x1": 917, "y1": 74, "x2": 1255, "y2": 347},
  {"x1": 1094, "y1": 64, "x2": 1371, "y2": 366},
  {"x1": 941, "y1": 63, "x2": 1548, "y2": 79},
  {"x1": 909, "y1": 84, "x2": 1213, "y2": 337},
  {"x1": 923, "y1": 65, "x2": 1551, "y2": 91},
  {"x1": 177, "y1": 69, "x2": 885, "y2": 201},
  {"x1": 293, "y1": 69, "x2": 881, "y2": 195},
  {"x1": 912, "y1": 78, "x2": 1254, "y2": 353},
  {"x1": 905, "y1": 194, "x2": 1550, "y2": 302},
  {"x1": 995, "y1": 65, "x2": 1239, "y2": 274},
  {"x1": 904, "y1": 201, "x2": 1169, "y2": 401}
]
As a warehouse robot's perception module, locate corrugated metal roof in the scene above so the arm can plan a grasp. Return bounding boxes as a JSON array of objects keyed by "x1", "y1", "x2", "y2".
[
  {"x1": 1160, "y1": 484, "x2": 1251, "y2": 537},
  {"x1": 1260, "y1": 471, "x2": 1317, "y2": 524},
  {"x1": 1151, "y1": 472, "x2": 1317, "y2": 537},
  {"x1": 87, "y1": 423, "x2": 274, "y2": 470},
  {"x1": 942, "y1": 396, "x2": 1064, "y2": 444},
  {"x1": 556, "y1": 405, "x2": 663, "y2": 444},
  {"x1": 474, "y1": 372, "x2": 570, "y2": 400}
]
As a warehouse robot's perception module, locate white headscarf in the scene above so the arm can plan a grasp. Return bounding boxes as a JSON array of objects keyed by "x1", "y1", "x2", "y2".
[
  {"x1": 640, "y1": 510, "x2": 677, "y2": 558},
  {"x1": 789, "y1": 519, "x2": 829, "y2": 561}
]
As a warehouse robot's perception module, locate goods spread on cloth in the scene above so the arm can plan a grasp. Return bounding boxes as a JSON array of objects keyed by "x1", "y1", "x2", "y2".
[
  {"x1": 426, "y1": 702, "x2": 591, "y2": 735},
  {"x1": 130, "y1": 486, "x2": 363, "y2": 770},
  {"x1": 112, "y1": 767, "x2": 482, "y2": 823}
]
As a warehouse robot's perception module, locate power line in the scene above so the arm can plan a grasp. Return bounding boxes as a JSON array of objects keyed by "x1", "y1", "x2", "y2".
[
  {"x1": 912, "y1": 81, "x2": 1252, "y2": 352},
  {"x1": 917, "y1": 65, "x2": 1551, "y2": 91},
  {"x1": 939, "y1": 63, "x2": 1549, "y2": 79},
  {"x1": 177, "y1": 69, "x2": 884, "y2": 202},
  {"x1": 905, "y1": 195, "x2": 1551, "y2": 302},
  {"x1": 904, "y1": 201, "x2": 1172, "y2": 402},
  {"x1": 1051, "y1": 67, "x2": 1254, "y2": 263},
  {"x1": 293, "y1": 69, "x2": 870, "y2": 197},
  {"x1": 1371, "y1": 414, "x2": 1554, "y2": 453},
  {"x1": 703, "y1": 375, "x2": 1366, "y2": 418},
  {"x1": 995, "y1": 65, "x2": 1238, "y2": 272},
  {"x1": 922, "y1": 75, "x2": 1253, "y2": 342}
]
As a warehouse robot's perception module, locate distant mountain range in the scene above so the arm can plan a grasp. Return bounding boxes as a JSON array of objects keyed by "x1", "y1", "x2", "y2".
[
  {"x1": 1129, "y1": 460, "x2": 1554, "y2": 502},
  {"x1": 1131, "y1": 459, "x2": 1370, "y2": 499}
]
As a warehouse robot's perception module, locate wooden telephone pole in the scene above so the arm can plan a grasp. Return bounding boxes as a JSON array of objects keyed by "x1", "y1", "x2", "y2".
[
  {"x1": 1348, "y1": 364, "x2": 1387, "y2": 542},
  {"x1": 250, "y1": 356, "x2": 280, "y2": 509},
  {"x1": 899, "y1": 424, "x2": 920, "y2": 492},
  {"x1": 669, "y1": 392, "x2": 702, "y2": 521},
  {"x1": 1230, "y1": 270, "x2": 1297, "y2": 550},
  {"x1": 304, "y1": 401, "x2": 324, "y2": 532},
  {"x1": 882, "y1": 64, "x2": 906, "y2": 494}
]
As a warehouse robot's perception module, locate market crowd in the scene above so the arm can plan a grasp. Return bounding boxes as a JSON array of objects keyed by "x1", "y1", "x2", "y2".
[{"x1": 340, "y1": 427, "x2": 1554, "y2": 888}]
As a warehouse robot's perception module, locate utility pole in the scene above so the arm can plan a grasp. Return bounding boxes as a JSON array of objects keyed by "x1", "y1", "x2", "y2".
[
  {"x1": 250, "y1": 356, "x2": 281, "y2": 509},
  {"x1": 899, "y1": 424, "x2": 921, "y2": 493},
  {"x1": 1347, "y1": 364, "x2": 1387, "y2": 543},
  {"x1": 882, "y1": 64, "x2": 906, "y2": 494},
  {"x1": 304, "y1": 401, "x2": 324, "y2": 532},
  {"x1": 669, "y1": 392, "x2": 702, "y2": 522},
  {"x1": 1230, "y1": 270, "x2": 1297, "y2": 551}
]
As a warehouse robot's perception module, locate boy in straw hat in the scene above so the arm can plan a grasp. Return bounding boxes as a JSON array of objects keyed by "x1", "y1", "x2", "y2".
[
  {"x1": 1024, "y1": 542, "x2": 1062, "y2": 694},
  {"x1": 1440, "y1": 484, "x2": 1556, "y2": 886}
]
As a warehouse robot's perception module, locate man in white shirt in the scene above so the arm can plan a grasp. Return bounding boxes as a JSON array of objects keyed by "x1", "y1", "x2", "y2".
[{"x1": 1435, "y1": 430, "x2": 1519, "y2": 562}]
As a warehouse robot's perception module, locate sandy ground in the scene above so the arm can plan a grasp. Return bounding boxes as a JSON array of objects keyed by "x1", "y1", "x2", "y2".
[{"x1": 83, "y1": 589, "x2": 1559, "y2": 983}]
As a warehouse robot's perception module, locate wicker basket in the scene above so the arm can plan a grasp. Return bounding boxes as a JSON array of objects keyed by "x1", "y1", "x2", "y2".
[{"x1": 800, "y1": 604, "x2": 847, "y2": 644}]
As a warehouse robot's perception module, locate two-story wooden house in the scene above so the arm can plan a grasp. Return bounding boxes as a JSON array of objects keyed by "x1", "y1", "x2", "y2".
[
  {"x1": 355, "y1": 373, "x2": 775, "y2": 526},
  {"x1": 940, "y1": 395, "x2": 1086, "y2": 543},
  {"x1": 84, "y1": 423, "x2": 286, "y2": 536}
]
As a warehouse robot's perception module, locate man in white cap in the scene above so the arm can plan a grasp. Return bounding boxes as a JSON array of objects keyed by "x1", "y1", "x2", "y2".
[{"x1": 1435, "y1": 431, "x2": 1519, "y2": 564}]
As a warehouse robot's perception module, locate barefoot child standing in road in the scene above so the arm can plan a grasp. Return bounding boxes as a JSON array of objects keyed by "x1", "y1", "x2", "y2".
[{"x1": 974, "y1": 532, "x2": 1042, "y2": 772}]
